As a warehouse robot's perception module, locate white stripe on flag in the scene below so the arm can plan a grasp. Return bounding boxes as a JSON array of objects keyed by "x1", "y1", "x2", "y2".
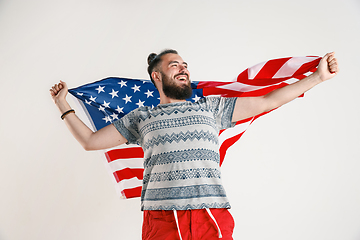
[
  {"x1": 117, "y1": 177, "x2": 142, "y2": 191},
  {"x1": 104, "y1": 143, "x2": 140, "y2": 151},
  {"x1": 303, "y1": 71, "x2": 312, "y2": 77},
  {"x1": 247, "y1": 61, "x2": 267, "y2": 79},
  {"x1": 218, "y1": 120, "x2": 253, "y2": 144},
  {"x1": 215, "y1": 82, "x2": 273, "y2": 92},
  {"x1": 273, "y1": 57, "x2": 319, "y2": 78},
  {"x1": 108, "y1": 158, "x2": 144, "y2": 172},
  {"x1": 284, "y1": 77, "x2": 299, "y2": 85}
]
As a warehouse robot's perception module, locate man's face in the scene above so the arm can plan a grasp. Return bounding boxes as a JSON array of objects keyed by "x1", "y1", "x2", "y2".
[{"x1": 159, "y1": 53, "x2": 192, "y2": 100}]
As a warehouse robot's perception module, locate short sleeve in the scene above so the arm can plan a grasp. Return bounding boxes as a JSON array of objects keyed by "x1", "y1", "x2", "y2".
[
  {"x1": 203, "y1": 96, "x2": 237, "y2": 130},
  {"x1": 112, "y1": 110, "x2": 141, "y2": 145}
]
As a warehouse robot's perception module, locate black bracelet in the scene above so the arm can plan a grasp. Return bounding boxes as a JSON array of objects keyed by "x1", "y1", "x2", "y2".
[{"x1": 61, "y1": 109, "x2": 75, "y2": 120}]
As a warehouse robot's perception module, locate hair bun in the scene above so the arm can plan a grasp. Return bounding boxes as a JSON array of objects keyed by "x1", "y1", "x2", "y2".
[{"x1": 147, "y1": 53, "x2": 157, "y2": 65}]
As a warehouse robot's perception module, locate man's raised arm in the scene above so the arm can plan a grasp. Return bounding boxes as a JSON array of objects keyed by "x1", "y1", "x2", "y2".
[
  {"x1": 232, "y1": 52, "x2": 339, "y2": 122},
  {"x1": 50, "y1": 81, "x2": 127, "y2": 151}
]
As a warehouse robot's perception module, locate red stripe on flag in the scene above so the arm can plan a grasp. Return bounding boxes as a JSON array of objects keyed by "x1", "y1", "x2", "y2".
[
  {"x1": 293, "y1": 59, "x2": 321, "y2": 77},
  {"x1": 254, "y1": 58, "x2": 291, "y2": 80},
  {"x1": 219, "y1": 109, "x2": 277, "y2": 165},
  {"x1": 105, "y1": 147, "x2": 144, "y2": 163},
  {"x1": 310, "y1": 67, "x2": 317, "y2": 73},
  {"x1": 197, "y1": 81, "x2": 229, "y2": 89},
  {"x1": 237, "y1": 75, "x2": 295, "y2": 87},
  {"x1": 113, "y1": 168, "x2": 144, "y2": 182},
  {"x1": 236, "y1": 69, "x2": 249, "y2": 83},
  {"x1": 294, "y1": 74, "x2": 308, "y2": 80},
  {"x1": 219, "y1": 132, "x2": 245, "y2": 166},
  {"x1": 204, "y1": 82, "x2": 290, "y2": 98},
  {"x1": 202, "y1": 87, "x2": 247, "y2": 97},
  {"x1": 218, "y1": 116, "x2": 254, "y2": 135},
  {"x1": 233, "y1": 82, "x2": 289, "y2": 98},
  {"x1": 122, "y1": 186, "x2": 142, "y2": 199}
]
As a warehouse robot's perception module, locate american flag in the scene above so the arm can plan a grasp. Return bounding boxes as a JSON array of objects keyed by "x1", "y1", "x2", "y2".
[{"x1": 68, "y1": 56, "x2": 321, "y2": 199}]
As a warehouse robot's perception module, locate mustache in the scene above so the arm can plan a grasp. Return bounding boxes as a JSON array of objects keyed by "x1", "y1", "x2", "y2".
[{"x1": 174, "y1": 73, "x2": 189, "y2": 78}]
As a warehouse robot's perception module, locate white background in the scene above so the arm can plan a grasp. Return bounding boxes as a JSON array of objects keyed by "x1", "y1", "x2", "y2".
[{"x1": 1, "y1": 0, "x2": 359, "y2": 239}]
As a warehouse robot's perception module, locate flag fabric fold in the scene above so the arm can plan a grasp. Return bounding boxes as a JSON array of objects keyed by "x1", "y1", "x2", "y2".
[{"x1": 68, "y1": 56, "x2": 321, "y2": 199}]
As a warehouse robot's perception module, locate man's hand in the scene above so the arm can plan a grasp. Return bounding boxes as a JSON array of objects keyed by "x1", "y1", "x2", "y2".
[
  {"x1": 50, "y1": 81, "x2": 68, "y2": 104},
  {"x1": 315, "y1": 52, "x2": 339, "y2": 82}
]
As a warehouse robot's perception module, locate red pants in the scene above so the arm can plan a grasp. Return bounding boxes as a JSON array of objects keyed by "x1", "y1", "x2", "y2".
[{"x1": 142, "y1": 208, "x2": 234, "y2": 240}]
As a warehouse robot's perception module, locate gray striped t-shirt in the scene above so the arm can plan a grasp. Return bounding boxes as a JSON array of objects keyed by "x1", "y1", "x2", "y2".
[{"x1": 113, "y1": 96, "x2": 237, "y2": 210}]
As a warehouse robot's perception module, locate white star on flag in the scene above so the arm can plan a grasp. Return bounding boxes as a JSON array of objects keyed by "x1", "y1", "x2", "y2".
[
  {"x1": 118, "y1": 80, "x2": 127, "y2": 88},
  {"x1": 135, "y1": 99, "x2": 145, "y2": 107},
  {"x1": 131, "y1": 84, "x2": 141, "y2": 93},
  {"x1": 109, "y1": 89, "x2": 119, "y2": 98},
  {"x1": 192, "y1": 95, "x2": 201, "y2": 102},
  {"x1": 89, "y1": 96, "x2": 97, "y2": 102},
  {"x1": 98, "y1": 105, "x2": 105, "y2": 112},
  {"x1": 95, "y1": 85, "x2": 105, "y2": 94},
  {"x1": 144, "y1": 89, "x2": 154, "y2": 98},
  {"x1": 102, "y1": 100, "x2": 111, "y2": 108},
  {"x1": 123, "y1": 94, "x2": 132, "y2": 104},
  {"x1": 115, "y1": 106, "x2": 124, "y2": 113},
  {"x1": 102, "y1": 116, "x2": 112, "y2": 123},
  {"x1": 110, "y1": 112, "x2": 119, "y2": 120}
]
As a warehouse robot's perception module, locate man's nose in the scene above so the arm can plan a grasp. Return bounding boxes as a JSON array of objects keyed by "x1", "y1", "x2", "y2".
[{"x1": 179, "y1": 65, "x2": 188, "y2": 73}]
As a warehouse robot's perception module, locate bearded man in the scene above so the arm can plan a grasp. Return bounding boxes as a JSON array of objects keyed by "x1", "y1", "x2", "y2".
[{"x1": 50, "y1": 49, "x2": 338, "y2": 240}]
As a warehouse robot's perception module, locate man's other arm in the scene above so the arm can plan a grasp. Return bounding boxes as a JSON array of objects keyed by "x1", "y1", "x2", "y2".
[
  {"x1": 50, "y1": 81, "x2": 127, "y2": 151},
  {"x1": 232, "y1": 52, "x2": 339, "y2": 122}
]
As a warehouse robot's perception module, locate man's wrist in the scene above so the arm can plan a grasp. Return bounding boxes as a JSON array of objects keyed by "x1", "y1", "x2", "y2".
[
  {"x1": 55, "y1": 97, "x2": 66, "y2": 105},
  {"x1": 309, "y1": 71, "x2": 323, "y2": 84},
  {"x1": 55, "y1": 99, "x2": 72, "y2": 113}
]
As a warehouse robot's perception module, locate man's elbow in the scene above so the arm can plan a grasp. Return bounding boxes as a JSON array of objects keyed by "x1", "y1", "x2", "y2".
[
  {"x1": 81, "y1": 141, "x2": 98, "y2": 151},
  {"x1": 81, "y1": 132, "x2": 102, "y2": 151},
  {"x1": 82, "y1": 144, "x2": 94, "y2": 151}
]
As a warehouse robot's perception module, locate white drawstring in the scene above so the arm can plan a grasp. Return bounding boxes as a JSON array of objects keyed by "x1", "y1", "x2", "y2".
[
  {"x1": 173, "y1": 209, "x2": 183, "y2": 240},
  {"x1": 205, "y1": 208, "x2": 223, "y2": 238},
  {"x1": 173, "y1": 208, "x2": 222, "y2": 239}
]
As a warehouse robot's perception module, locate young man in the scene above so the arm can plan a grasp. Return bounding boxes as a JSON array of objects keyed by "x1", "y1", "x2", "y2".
[{"x1": 50, "y1": 50, "x2": 338, "y2": 240}]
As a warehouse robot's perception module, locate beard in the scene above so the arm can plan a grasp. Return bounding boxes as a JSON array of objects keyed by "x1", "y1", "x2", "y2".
[{"x1": 161, "y1": 72, "x2": 193, "y2": 100}]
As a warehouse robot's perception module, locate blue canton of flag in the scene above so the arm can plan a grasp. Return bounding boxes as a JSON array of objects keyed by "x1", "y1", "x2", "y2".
[{"x1": 68, "y1": 77, "x2": 204, "y2": 131}]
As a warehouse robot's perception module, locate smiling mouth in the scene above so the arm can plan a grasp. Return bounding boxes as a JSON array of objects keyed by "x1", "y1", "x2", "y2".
[{"x1": 175, "y1": 74, "x2": 189, "y2": 82}]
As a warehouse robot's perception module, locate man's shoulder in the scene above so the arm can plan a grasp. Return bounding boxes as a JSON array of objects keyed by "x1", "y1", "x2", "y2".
[{"x1": 198, "y1": 96, "x2": 224, "y2": 106}]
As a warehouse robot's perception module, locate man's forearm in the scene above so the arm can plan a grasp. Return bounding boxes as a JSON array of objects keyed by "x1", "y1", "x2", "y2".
[
  {"x1": 50, "y1": 80, "x2": 127, "y2": 151},
  {"x1": 55, "y1": 99, "x2": 95, "y2": 150},
  {"x1": 263, "y1": 72, "x2": 322, "y2": 112}
]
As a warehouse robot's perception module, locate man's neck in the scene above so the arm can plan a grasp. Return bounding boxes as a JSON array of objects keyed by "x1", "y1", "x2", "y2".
[{"x1": 159, "y1": 95, "x2": 187, "y2": 105}]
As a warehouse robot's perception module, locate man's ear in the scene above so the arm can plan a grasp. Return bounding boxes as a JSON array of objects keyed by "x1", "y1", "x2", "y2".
[{"x1": 151, "y1": 71, "x2": 161, "y2": 83}]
